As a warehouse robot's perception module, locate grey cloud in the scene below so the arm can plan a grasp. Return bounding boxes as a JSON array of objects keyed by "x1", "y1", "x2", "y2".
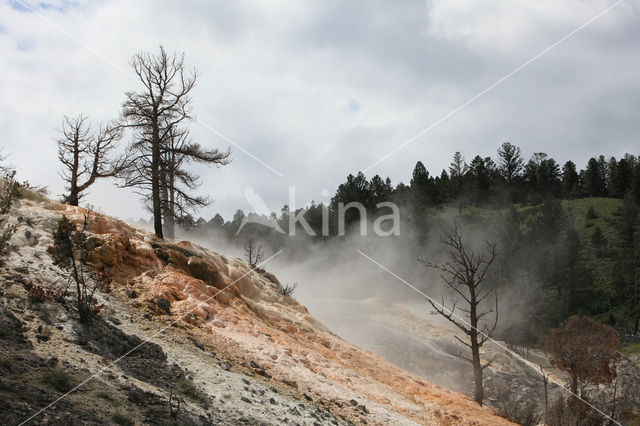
[{"x1": 0, "y1": 0, "x2": 638, "y2": 221}]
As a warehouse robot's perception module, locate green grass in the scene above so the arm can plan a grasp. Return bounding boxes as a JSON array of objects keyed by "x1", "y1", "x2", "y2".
[
  {"x1": 431, "y1": 197, "x2": 623, "y2": 240},
  {"x1": 562, "y1": 197, "x2": 622, "y2": 242},
  {"x1": 620, "y1": 343, "x2": 640, "y2": 357}
]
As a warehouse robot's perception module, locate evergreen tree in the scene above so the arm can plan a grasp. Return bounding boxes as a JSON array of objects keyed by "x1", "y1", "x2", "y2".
[
  {"x1": 584, "y1": 157, "x2": 606, "y2": 197},
  {"x1": 434, "y1": 170, "x2": 451, "y2": 204},
  {"x1": 609, "y1": 155, "x2": 634, "y2": 198},
  {"x1": 410, "y1": 161, "x2": 434, "y2": 208},
  {"x1": 227, "y1": 209, "x2": 245, "y2": 237},
  {"x1": 561, "y1": 161, "x2": 580, "y2": 197},
  {"x1": 370, "y1": 175, "x2": 392, "y2": 205},
  {"x1": 208, "y1": 213, "x2": 225, "y2": 229},
  {"x1": 632, "y1": 160, "x2": 640, "y2": 203},
  {"x1": 523, "y1": 153, "x2": 561, "y2": 197},
  {"x1": 467, "y1": 156, "x2": 495, "y2": 203},
  {"x1": 449, "y1": 151, "x2": 468, "y2": 195},
  {"x1": 497, "y1": 142, "x2": 524, "y2": 186},
  {"x1": 598, "y1": 155, "x2": 610, "y2": 195},
  {"x1": 330, "y1": 172, "x2": 374, "y2": 228},
  {"x1": 613, "y1": 195, "x2": 640, "y2": 330}
]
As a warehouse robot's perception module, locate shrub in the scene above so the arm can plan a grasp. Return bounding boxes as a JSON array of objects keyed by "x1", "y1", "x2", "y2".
[
  {"x1": 0, "y1": 171, "x2": 20, "y2": 260},
  {"x1": 547, "y1": 394, "x2": 604, "y2": 426},
  {"x1": 496, "y1": 402, "x2": 541, "y2": 426},
  {"x1": 48, "y1": 214, "x2": 103, "y2": 323},
  {"x1": 280, "y1": 282, "x2": 297, "y2": 296},
  {"x1": 110, "y1": 411, "x2": 134, "y2": 426},
  {"x1": 41, "y1": 368, "x2": 75, "y2": 393},
  {"x1": 22, "y1": 281, "x2": 68, "y2": 303},
  {"x1": 244, "y1": 238, "x2": 264, "y2": 268},
  {"x1": 175, "y1": 377, "x2": 209, "y2": 408},
  {"x1": 545, "y1": 315, "x2": 621, "y2": 395},
  {"x1": 156, "y1": 298, "x2": 171, "y2": 315}
]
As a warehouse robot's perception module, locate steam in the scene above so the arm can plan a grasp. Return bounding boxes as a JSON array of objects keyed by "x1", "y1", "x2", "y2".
[{"x1": 164, "y1": 204, "x2": 542, "y2": 398}]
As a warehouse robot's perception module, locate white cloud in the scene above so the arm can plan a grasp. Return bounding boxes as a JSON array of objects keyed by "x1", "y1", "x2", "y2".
[{"x1": 426, "y1": 0, "x2": 625, "y2": 52}]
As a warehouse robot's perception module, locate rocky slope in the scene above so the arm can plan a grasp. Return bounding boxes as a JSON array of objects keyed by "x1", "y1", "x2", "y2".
[
  {"x1": 303, "y1": 298, "x2": 560, "y2": 411},
  {"x1": 302, "y1": 286, "x2": 640, "y2": 423},
  {"x1": 0, "y1": 187, "x2": 513, "y2": 425}
]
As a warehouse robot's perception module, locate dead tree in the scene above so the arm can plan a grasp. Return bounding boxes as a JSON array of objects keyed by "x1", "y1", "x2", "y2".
[
  {"x1": 121, "y1": 45, "x2": 196, "y2": 239},
  {"x1": 48, "y1": 213, "x2": 104, "y2": 323},
  {"x1": 244, "y1": 239, "x2": 264, "y2": 268},
  {"x1": 159, "y1": 126, "x2": 230, "y2": 239},
  {"x1": 420, "y1": 224, "x2": 501, "y2": 406},
  {"x1": 540, "y1": 365, "x2": 549, "y2": 423},
  {"x1": 280, "y1": 282, "x2": 297, "y2": 296},
  {"x1": 56, "y1": 115, "x2": 125, "y2": 206},
  {"x1": 120, "y1": 46, "x2": 230, "y2": 239},
  {"x1": 124, "y1": 125, "x2": 230, "y2": 239}
]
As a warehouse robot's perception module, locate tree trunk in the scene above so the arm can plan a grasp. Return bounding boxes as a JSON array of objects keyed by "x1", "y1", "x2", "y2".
[
  {"x1": 634, "y1": 260, "x2": 638, "y2": 332},
  {"x1": 151, "y1": 119, "x2": 164, "y2": 239},
  {"x1": 67, "y1": 192, "x2": 79, "y2": 206},
  {"x1": 167, "y1": 167, "x2": 175, "y2": 239},
  {"x1": 610, "y1": 377, "x2": 618, "y2": 425},
  {"x1": 160, "y1": 154, "x2": 176, "y2": 240},
  {"x1": 542, "y1": 370, "x2": 548, "y2": 423},
  {"x1": 68, "y1": 137, "x2": 80, "y2": 206},
  {"x1": 471, "y1": 338, "x2": 483, "y2": 405},
  {"x1": 469, "y1": 290, "x2": 484, "y2": 406},
  {"x1": 161, "y1": 166, "x2": 175, "y2": 240}
]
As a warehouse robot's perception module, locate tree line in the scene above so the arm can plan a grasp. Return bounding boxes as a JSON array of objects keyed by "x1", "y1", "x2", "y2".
[{"x1": 188, "y1": 142, "x2": 640, "y2": 238}]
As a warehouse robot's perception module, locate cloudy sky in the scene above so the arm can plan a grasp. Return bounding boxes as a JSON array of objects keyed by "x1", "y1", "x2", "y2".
[{"x1": 1, "y1": 0, "x2": 639, "y2": 220}]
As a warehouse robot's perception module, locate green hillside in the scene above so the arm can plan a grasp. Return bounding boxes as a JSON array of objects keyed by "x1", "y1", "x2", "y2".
[{"x1": 421, "y1": 196, "x2": 637, "y2": 344}]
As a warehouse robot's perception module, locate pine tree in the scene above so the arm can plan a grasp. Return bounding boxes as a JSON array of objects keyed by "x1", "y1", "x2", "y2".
[{"x1": 497, "y1": 142, "x2": 523, "y2": 186}]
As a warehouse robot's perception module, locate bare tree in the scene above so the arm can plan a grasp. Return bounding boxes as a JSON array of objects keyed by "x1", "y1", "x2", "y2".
[
  {"x1": 540, "y1": 365, "x2": 549, "y2": 423},
  {"x1": 159, "y1": 126, "x2": 230, "y2": 239},
  {"x1": 47, "y1": 213, "x2": 104, "y2": 323},
  {"x1": 56, "y1": 115, "x2": 125, "y2": 206},
  {"x1": 244, "y1": 238, "x2": 264, "y2": 268},
  {"x1": 121, "y1": 45, "x2": 196, "y2": 239},
  {"x1": 120, "y1": 45, "x2": 230, "y2": 239},
  {"x1": 420, "y1": 224, "x2": 501, "y2": 406},
  {"x1": 280, "y1": 282, "x2": 297, "y2": 296}
]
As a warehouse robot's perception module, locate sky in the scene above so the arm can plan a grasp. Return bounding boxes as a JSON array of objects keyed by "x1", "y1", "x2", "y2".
[{"x1": 1, "y1": 0, "x2": 639, "y2": 221}]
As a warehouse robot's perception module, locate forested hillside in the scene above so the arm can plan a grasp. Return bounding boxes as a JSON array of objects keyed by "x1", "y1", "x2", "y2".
[{"x1": 171, "y1": 144, "x2": 640, "y2": 339}]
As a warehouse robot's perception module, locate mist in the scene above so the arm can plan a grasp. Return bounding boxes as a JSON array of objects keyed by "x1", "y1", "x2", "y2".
[{"x1": 164, "y1": 202, "x2": 536, "y2": 396}]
